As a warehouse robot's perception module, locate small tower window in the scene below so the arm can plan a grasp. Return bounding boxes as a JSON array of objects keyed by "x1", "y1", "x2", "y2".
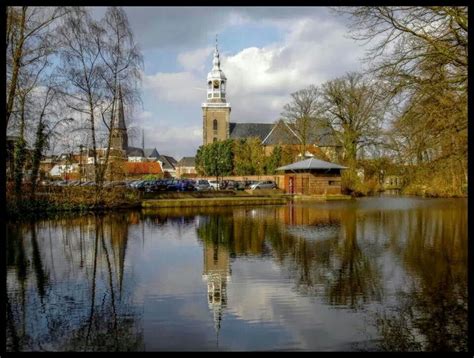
[
  {"x1": 213, "y1": 119, "x2": 218, "y2": 130},
  {"x1": 208, "y1": 81, "x2": 212, "y2": 89},
  {"x1": 213, "y1": 137, "x2": 217, "y2": 142}
]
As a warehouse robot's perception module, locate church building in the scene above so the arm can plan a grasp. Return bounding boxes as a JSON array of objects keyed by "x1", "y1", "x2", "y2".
[{"x1": 201, "y1": 40, "x2": 342, "y2": 162}]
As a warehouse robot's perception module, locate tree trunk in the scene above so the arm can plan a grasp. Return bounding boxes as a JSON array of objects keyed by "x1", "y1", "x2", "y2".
[{"x1": 6, "y1": 7, "x2": 26, "y2": 134}]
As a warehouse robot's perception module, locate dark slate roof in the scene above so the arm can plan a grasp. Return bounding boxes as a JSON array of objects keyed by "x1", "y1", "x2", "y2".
[
  {"x1": 229, "y1": 122, "x2": 273, "y2": 142},
  {"x1": 277, "y1": 157, "x2": 347, "y2": 171},
  {"x1": 177, "y1": 156, "x2": 196, "y2": 167},
  {"x1": 144, "y1": 148, "x2": 160, "y2": 158},
  {"x1": 158, "y1": 155, "x2": 177, "y2": 170},
  {"x1": 126, "y1": 146, "x2": 145, "y2": 157}
]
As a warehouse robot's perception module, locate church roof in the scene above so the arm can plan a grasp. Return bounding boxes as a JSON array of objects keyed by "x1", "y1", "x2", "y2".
[
  {"x1": 126, "y1": 146, "x2": 145, "y2": 157},
  {"x1": 261, "y1": 120, "x2": 341, "y2": 147},
  {"x1": 177, "y1": 156, "x2": 196, "y2": 167},
  {"x1": 144, "y1": 148, "x2": 160, "y2": 158},
  {"x1": 207, "y1": 37, "x2": 226, "y2": 82},
  {"x1": 113, "y1": 84, "x2": 126, "y2": 131},
  {"x1": 229, "y1": 122, "x2": 273, "y2": 142},
  {"x1": 277, "y1": 157, "x2": 347, "y2": 171}
]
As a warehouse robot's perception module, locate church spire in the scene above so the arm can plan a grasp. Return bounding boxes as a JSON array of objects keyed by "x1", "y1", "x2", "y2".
[
  {"x1": 114, "y1": 84, "x2": 126, "y2": 131},
  {"x1": 111, "y1": 82, "x2": 128, "y2": 151}
]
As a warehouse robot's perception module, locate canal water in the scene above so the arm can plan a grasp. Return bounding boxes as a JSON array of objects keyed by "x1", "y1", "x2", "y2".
[{"x1": 6, "y1": 197, "x2": 467, "y2": 351}]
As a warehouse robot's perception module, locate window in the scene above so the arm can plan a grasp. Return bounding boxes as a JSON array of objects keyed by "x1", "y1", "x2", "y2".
[
  {"x1": 213, "y1": 137, "x2": 217, "y2": 142},
  {"x1": 328, "y1": 180, "x2": 340, "y2": 186},
  {"x1": 213, "y1": 119, "x2": 218, "y2": 130},
  {"x1": 208, "y1": 81, "x2": 212, "y2": 89}
]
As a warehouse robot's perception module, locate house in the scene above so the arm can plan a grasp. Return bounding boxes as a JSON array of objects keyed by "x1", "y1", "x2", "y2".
[
  {"x1": 276, "y1": 157, "x2": 347, "y2": 196},
  {"x1": 50, "y1": 163, "x2": 80, "y2": 180},
  {"x1": 158, "y1": 155, "x2": 178, "y2": 178},
  {"x1": 176, "y1": 157, "x2": 196, "y2": 178}
]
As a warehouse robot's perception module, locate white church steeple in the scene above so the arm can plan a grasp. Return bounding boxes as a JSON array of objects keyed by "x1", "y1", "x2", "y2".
[{"x1": 206, "y1": 35, "x2": 227, "y2": 103}]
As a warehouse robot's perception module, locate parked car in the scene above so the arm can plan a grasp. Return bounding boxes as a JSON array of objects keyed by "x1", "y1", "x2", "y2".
[
  {"x1": 131, "y1": 180, "x2": 145, "y2": 189},
  {"x1": 250, "y1": 180, "x2": 277, "y2": 190},
  {"x1": 222, "y1": 180, "x2": 237, "y2": 190},
  {"x1": 80, "y1": 181, "x2": 95, "y2": 186},
  {"x1": 195, "y1": 179, "x2": 211, "y2": 191},
  {"x1": 209, "y1": 180, "x2": 221, "y2": 190},
  {"x1": 234, "y1": 181, "x2": 246, "y2": 190},
  {"x1": 177, "y1": 179, "x2": 196, "y2": 192},
  {"x1": 164, "y1": 179, "x2": 180, "y2": 191}
]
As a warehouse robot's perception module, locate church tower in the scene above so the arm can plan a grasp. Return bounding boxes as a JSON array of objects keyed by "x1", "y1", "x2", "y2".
[
  {"x1": 110, "y1": 84, "x2": 128, "y2": 154},
  {"x1": 202, "y1": 36, "x2": 231, "y2": 145}
]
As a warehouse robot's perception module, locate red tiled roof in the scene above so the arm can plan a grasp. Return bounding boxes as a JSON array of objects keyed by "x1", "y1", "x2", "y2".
[{"x1": 124, "y1": 162, "x2": 163, "y2": 174}]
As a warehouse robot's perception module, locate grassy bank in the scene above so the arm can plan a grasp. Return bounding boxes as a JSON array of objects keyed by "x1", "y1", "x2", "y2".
[
  {"x1": 142, "y1": 196, "x2": 288, "y2": 208},
  {"x1": 6, "y1": 185, "x2": 142, "y2": 218},
  {"x1": 292, "y1": 194, "x2": 352, "y2": 201}
]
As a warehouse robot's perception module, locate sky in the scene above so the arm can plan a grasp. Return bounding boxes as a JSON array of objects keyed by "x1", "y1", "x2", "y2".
[{"x1": 91, "y1": 7, "x2": 367, "y2": 160}]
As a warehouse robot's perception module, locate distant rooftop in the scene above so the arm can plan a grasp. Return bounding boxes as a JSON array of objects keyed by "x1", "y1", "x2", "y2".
[{"x1": 177, "y1": 156, "x2": 196, "y2": 167}]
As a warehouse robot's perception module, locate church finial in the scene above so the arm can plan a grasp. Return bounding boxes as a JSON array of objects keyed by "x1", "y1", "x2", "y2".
[{"x1": 213, "y1": 35, "x2": 220, "y2": 70}]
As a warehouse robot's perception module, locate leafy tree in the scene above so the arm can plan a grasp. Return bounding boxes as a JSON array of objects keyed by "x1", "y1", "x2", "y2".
[
  {"x1": 264, "y1": 145, "x2": 283, "y2": 174},
  {"x1": 195, "y1": 139, "x2": 234, "y2": 182},
  {"x1": 233, "y1": 137, "x2": 265, "y2": 175}
]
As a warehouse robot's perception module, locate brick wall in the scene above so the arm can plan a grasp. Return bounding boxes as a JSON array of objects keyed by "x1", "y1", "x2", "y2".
[{"x1": 284, "y1": 172, "x2": 342, "y2": 195}]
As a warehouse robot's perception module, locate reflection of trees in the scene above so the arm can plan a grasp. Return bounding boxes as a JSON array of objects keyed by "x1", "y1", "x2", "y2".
[
  {"x1": 375, "y1": 203, "x2": 467, "y2": 351},
  {"x1": 326, "y1": 210, "x2": 382, "y2": 308},
  {"x1": 6, "y1": 213, "x2": 144, "y2": 351},
  {"x1": 195, "y1": 206, "x2": 382, "y2": 308}
]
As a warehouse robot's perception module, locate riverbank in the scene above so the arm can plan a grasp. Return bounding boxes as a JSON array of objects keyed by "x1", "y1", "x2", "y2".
[{"x1": 142, "y1": 196, "x2": 288, "y2": 208}]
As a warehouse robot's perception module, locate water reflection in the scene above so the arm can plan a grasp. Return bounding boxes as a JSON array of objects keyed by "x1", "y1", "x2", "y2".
[
  {"x1": 6, "y1": 198, "x2": 467, "y2": 351},
  {"x1": 6, "y1": 214, "x2": 144, "y2": 351}
]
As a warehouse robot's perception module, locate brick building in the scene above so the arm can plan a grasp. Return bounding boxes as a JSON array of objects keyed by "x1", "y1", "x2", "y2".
[{"x1": 277, "y1": 157, "x2": 346, "y2": 195}]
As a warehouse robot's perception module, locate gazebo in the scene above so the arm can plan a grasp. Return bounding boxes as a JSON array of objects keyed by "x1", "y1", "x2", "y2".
[{"x1": 276, "y1": 157, "x2": 347, "y2": 195}]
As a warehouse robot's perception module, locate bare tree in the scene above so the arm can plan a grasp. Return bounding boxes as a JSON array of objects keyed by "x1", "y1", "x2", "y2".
[
  {"x1": 57, "y1": 8, "x2": 106, "y2": 200},
  {"x1": 281, "y1": 85, "x2": 322, "y2": 156},
  {"x1": 320, "y1": 72, "x2": 387, "y2": 169},
  {"x1": 335, "y1": 7, "x2": 468, "y2": 195},
  {"x1": 6, "y1": 6, "x2": 68, "y2": 134},
  {"x1": 334, "y1": 6, "x2": 467, "y2": 93},
  {"x1": 94, "y1": 6, "x2": 143, "y2": 183}
]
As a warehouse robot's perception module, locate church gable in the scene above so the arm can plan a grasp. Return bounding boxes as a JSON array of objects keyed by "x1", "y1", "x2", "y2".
[{"x1": 262, "y1": 120, "x2": 301, "y2": 146}]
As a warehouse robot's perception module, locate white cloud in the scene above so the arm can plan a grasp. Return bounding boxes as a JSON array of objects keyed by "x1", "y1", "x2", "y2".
[
  {"x1": 177, "y1": 47, "x2": 213, "y2": 72},
  {"x1": 143, "y1": 71, "x2": 203, "y2": 104}
]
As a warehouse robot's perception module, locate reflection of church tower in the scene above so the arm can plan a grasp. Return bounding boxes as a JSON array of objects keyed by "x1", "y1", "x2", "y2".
[
  {"x1": 202, "y1": 36, "x2": 231, "y2": 145},
  {"x1": 110, "y1": 84, "x2": 128, "y2": 156},
  {"x1": 109, "y1": 214, "x2": 129, "y2": 298},
  {"x1": 202, "y1": 239, "x2": 231, "y2": 336}
]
